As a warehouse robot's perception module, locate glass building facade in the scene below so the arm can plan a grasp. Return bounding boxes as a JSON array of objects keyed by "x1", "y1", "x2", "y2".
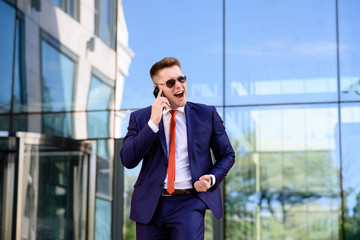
[
  {"x1": 0, "y1": 0, "x2": 132, "y2": 239},
  {"x1": 1, "y1": 0, "x2": 360, "y2": 239},
  {"x1": 120, "y1": 0, "x2": 360, "y2": 239}
]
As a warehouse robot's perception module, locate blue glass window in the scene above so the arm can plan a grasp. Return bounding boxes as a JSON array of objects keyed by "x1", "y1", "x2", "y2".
[
  {"x1": 49, "y1": 0, "x2": 79, "y2": 20},
  {"x1": 338, "y1": 0, "x2": 360, "y2": 102},
  {"x1": 87, "y1": 72, "x2": 113, "y2": 138},
  {"x1": 226, "y1": 0, "x2": 337, "y2": 105},
  {"x1": 96, "y1": 140, "x2": 112, "y2": 197},
  {"x1": 13, "y1": 14, "x2": 27, "y2": 113},
  {"x1": 42, "y1": 113, "x2": 73, "y2": 137},
  {"x1": 0, "y1": 116, "x2": 9, "y2": 131},
  {"x1": 41, "y1": 32, "x2": 77, "y2": 112},
  {"x1": 341, "y1": 103, "x2": 360, "y2": 239},
  {"x1": 95, "y1": 198, "x2": 111, "y2": 240},
  {"x1": 225, "y1": 105, "x2": 341, "y2": 239},
  {"x1": 87, "y1": 74, "x2": 113, "y2": 111},
  {"x1": 0, "y1": 1, "x2": 15, "y2": 113},
  {"x1": 94, "y1": 0, "x2": 116, "y2": 49}
]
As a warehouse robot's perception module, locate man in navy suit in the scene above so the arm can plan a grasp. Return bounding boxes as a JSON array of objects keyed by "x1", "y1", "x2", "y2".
[{"x1": 120, "y1": 57, "x2": 235, "y2": 239}]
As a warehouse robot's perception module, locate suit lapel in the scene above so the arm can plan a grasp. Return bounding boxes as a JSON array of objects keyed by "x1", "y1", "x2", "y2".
[
  {"x1": 158, "y1": 104, "x2": 195, "y2": 160},
  {"x1": 158, "y1": 118, "x2": 168, "y2": 157},
  {"x1": 185, "y1": 104, "x2": 195, "y2": 164}
]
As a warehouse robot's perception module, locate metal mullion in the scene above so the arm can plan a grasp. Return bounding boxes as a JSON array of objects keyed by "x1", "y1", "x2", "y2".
[
  {"x1": 112, "y1": 139, "x2": 124, "y2": 239},
  {"x1": 15, "y1": 136, "x2": 24, "y2": 239},
  {"x1": 87, "y1": 141, "x2": 97, "y2": 240}
]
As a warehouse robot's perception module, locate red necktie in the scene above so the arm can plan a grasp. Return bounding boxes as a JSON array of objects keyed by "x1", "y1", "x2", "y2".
[{"x1": 168, "y1": 110, "x2": 178, "y2": 194}]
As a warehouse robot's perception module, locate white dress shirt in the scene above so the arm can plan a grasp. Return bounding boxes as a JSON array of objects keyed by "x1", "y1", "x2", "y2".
[
  {"x1": 148, "y1": 107, "x2": 215, "y2": 189},
  {"x1": 149, "y1": 107, "x2": 192, "y2": 189}
]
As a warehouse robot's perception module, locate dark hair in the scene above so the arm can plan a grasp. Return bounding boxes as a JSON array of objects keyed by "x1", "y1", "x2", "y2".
[{"x1": 150, "y1": 57, "x2": 182, "y2": 80}]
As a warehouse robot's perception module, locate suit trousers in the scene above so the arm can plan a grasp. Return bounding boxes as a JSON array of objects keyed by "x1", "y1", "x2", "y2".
[{"x1": 136, "y1": 194, "x2": 207, "y2": 240}]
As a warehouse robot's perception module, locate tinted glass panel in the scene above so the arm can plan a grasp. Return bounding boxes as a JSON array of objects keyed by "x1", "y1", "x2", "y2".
[
  {"x1": 12, "y1": 113, "x2": 91, "y2": 139},
  {"x1": 87, "y1": 111, "x2": 112, "y2": 138},
  {"x1": 338, "y1": 0, "x2": 360, "y2": 102},
  {"x1": 87, "y1": 74, "x2": 113, "y2": 111},
  {"x1": 121, "y1": 0, "x2": 223, "y2": 109},
  {"x1": 2, "y1": 0, "x2": 15, "y2": 5},
  {"x1": 0, "y1": 1, "x2": 15, "y2": 113},
  {"x1": 95, "y1": 198, "x2": 111, "y2": 240},
  {"x1": 94, "y1": 0, "x2": 116, "y2": 49},
  {"x1": 226, "y1": 0, "x2": 337, "y2": 105},
  {"x1": 42, "y1": 113, "x2": 73, "y2": 137},
  {"x1": 41, "y1": 39, "x2": 75, "y2": 112},
  {"x1": 96, "y1": 139, "x2": 112, "y2": 198},
  {"x1": 13, "y1": 16, "x2": 27, "y2": 113},
  {"x1": 341, "y1": 103, "x2": 360, "y2": 239},
  {"x1": 11, "y1": 114, "x2": 28, "y2": 132},
  {"x1": 94, "y1": 139, "x2": 114, "y2": 240},
  {"x1": 0, "y1": 116, "x2": 9, "y2": 131},
  {"x1": 49, "y1": 0, "x2": 78, "y2": 20},
  {"x1": 87, "y1": 74, "x2": 113, "y2": 139},
  {"x1": 225, "y1": 105, "x2": 341, "y2": 240},
  {"x1": 49, "y1": 0, "x2": 61, "y2": 7}
]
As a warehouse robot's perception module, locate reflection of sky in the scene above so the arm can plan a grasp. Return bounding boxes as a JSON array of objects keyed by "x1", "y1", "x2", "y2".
[
  {"x1": 42, "y1": 41, "x2": 74, "y2": 111},
  {"x1": 225, "y1": 0, "x2": 339, "y2": 105},
  {"x1": 339, "y1": 0, "x2": 360, "y2": 80},
  {"x1": 226, "y1": 0, "x2": 337, "y2": 81},
  {"x1": 87, "y1": 75, "x2": 112, "y2": 110},
  {"x1": 120, "y1": 0, "x2": 360, "y2": 108},
  {"x1": 226, "y1": 105, "x2": 338, "y2": 151},
  {"x1": 122, "y1": 0, "x2": 223, "y2": 109}
]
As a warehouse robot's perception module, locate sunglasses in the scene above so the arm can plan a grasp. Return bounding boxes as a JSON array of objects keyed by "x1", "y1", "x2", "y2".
[{"x1": 156, "y1": 75, "x2": 187, "y2": 88}]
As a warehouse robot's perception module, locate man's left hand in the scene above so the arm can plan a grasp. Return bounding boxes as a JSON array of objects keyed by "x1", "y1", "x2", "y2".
[{"x1": 194, "y1": 175, "x2": 211, "y2": 192}]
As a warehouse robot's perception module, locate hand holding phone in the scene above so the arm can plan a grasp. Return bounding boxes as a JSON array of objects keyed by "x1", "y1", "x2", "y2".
[{"x1": 150, "y1": 87, "x2": 169, "y2": 126}]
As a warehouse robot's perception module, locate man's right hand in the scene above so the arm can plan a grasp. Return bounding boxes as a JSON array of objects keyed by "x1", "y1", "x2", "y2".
[{"x1": 150, "y1": 89, "x2": 170, "y2": 126}]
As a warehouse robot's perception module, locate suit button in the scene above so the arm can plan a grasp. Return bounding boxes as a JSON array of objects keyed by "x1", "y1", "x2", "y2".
[
  {"x1": 159, "y1": 183, "x2": 164, "y2": 188},
  {"x1": 164, "y1": 162, "x2": 168, "y2": 167}
]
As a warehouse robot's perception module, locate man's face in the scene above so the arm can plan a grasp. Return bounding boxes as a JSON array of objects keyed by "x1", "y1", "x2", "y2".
[{"x1": 154, "y1": 65, "x2": 187, "y2": 109}]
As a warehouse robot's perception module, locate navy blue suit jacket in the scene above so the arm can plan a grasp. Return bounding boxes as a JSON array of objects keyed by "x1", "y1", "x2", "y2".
[{"x1": 120, "y1": 102, "x2": 235, "y2": 224}]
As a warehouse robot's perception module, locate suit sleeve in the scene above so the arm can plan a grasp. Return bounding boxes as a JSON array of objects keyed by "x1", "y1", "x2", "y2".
[
  {"x1": 120, "y1": 112, "x2": 157, "y2": 169},
  {"x1": 209, "y1": 107, "x2": 235, "y2": 187}
]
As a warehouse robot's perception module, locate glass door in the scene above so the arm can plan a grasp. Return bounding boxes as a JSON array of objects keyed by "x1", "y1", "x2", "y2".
[{"x1": 0, "y1": 132, "x2": 96, "y2": 240}]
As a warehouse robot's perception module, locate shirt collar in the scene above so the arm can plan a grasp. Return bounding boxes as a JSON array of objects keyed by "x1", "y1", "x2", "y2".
[{"x1": 163, "y1": 106, "x2": 185, "y2": 115}]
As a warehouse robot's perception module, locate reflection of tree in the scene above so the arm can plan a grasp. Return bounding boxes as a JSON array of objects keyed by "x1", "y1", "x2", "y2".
[
  {"x1": 124, "y1": 174, "x2": 136, "y2": 240},
  {"x1": 354, "y1": 194, "x2": 360, "y2": 219},
  {"x1": 344, "y1": 191, "x2": 360, "y2": 240},
  {"x1": 225, "y1": 131, "x2": 341, "y2": 240},
  {"x1": 342, "y1": 78, "x2": 360, "y2": 96},
  {"x1": 204, "y1": 210, "x2": 214, "y2": 240}
]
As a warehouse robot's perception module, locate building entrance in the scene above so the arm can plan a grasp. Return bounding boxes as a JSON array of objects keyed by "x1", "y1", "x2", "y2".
[{"x1": 0, "y1": 132, "x2": 95, "y2": 240}]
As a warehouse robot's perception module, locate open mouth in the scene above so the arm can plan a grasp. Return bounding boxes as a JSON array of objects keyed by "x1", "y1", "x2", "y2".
[{"x1": 174, "y1": 91, "x2": 184, "y2": 98}]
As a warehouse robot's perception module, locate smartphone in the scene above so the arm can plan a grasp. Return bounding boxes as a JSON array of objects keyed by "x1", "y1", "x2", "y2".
[{"x1": 153, "y1": 86, "x2": 163, "y2": 98}]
